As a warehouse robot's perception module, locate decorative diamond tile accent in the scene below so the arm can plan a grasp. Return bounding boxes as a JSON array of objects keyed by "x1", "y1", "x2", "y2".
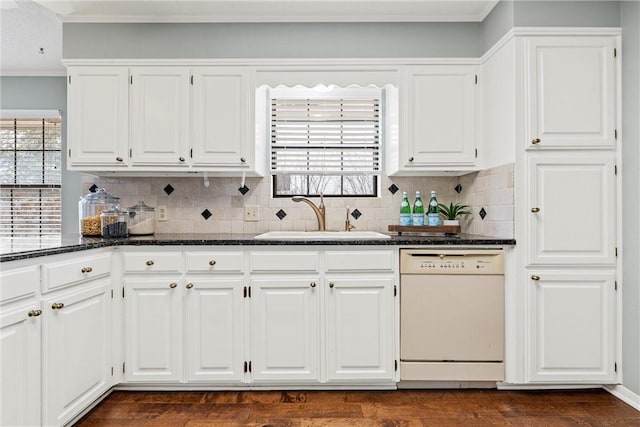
[
  {"x1": 388, "y1": 184, "x2": 399, "y2": 195},
  {"x1": 276, "y1": 209, "x2": 287, "y2": 220},
  {"x1": 201, "y1": 209, "x2": 212, "y2": 220},
  {"x1": 89, "y1": 184, "x2": 99, "y2": 193},
  {"x1": 479, "y1": 207, "x2": 487, "y2": 220},
  {"x1": 455, "y1": 184, "x2": 463, "y2": 194},
  {"x1": 238, "y1": 185, "x2": 250, "y2": 195},
  {"x1": 163, "y1": 184, "x2": 175, "y2": 195},
  {"x1": 351, "y1": 208, "x2": 362, "y2": 220}
]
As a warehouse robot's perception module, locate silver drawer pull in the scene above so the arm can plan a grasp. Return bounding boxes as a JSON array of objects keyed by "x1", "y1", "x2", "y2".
[
  {"x1": 28, "y1": 309, "x2": 42, "y2": 317},
  {"x1": 146, "y1": 260, "x2": 154, "y2": 266},
  {"x1": 329, "y1": 282, "x2": 335, "y2": 289},
  {"x1": 169, "y1": 282, "x2": 178, "y2": 289},
  {"x1": 531, "y1": 138, "x2": 541, "y2": 145},
  {"x1": 531, "y1": 275, "x2": 541, "y2": 281},
  {"x1": 81, "y1": 267, "x2": 93, "y2": 273},
  {"x1": 209, "y1": 260, "x2": 216, "y2": 266},
  {"x1": 531, "y1": 207, "x2": 540, "y2": 213},
  {"x1": 310, "y1": 282, "x2": 316, "y2": 288},
  {"x1": 51, "y1": 303, "x2": 64, "y2": 310},
  {"x1": 186, "y1": 283, "x2": 194, "y2": 289}
]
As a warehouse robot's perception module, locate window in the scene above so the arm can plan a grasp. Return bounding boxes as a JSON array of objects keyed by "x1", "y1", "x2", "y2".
[
  {"x1": 270, "y1": 86, "x2": 381, "y2": 197},
  {"x1": 0, "y1": 111, "x2": 62, "y2": 246}
]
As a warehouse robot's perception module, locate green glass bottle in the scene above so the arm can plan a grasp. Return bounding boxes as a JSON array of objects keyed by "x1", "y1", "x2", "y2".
[
  {"x1": 400, "y1": 192, "x2": 411, "y2": 226},
  {"x1": 412, "y1": 191, "x2": 424, "y2": 226},
  {"x1": 427, "y1": 190, "x2": 441, "y2": 226}
]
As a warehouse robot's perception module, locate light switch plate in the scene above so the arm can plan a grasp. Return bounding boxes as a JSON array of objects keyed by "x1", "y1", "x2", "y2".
[
  {"x1": 244, "y1": 205, "x2": 260, "y2": 222},
  {"x1": 157, "y1": 205, "x2": 168, "y2": 222}
]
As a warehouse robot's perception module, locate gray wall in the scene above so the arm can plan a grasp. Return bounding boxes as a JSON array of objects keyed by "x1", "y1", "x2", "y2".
[
  {"x1": 0, "y1": 76, "x2": 83, "y2": 235},
  {"x1": 621, "y1": 0, "x2": 640, "y2": 397},
  {"x1": 482, "y1": 0, "x2": 514, "y2": 53},
  {"x1": 63, "y1": 22, "x2": 483, "y2": 59},
  {"x1": 514, "y1": 1, "x2": 620, "y2": 27}
]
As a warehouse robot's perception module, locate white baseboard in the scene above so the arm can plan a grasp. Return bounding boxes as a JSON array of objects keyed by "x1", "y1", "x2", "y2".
[{"x1": 604, "y1": 384, "x2": 640, "y2": 412}]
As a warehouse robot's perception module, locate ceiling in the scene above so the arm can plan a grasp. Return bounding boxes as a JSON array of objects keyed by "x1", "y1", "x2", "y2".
[{"x1": 1, "y1": 0, "x2": 498, "y2": 75}]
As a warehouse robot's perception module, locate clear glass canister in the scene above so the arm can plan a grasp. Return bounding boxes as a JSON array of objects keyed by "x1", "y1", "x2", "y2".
[
  {"x1": 100, "y1": 209, "x2": 128, "y2": 238},
  {"x1": 79, "y1": 188, "x2": 120, "y2": 236},
  {"x1": 127, "y1": 200, "x2": 155, "y2": 235}
]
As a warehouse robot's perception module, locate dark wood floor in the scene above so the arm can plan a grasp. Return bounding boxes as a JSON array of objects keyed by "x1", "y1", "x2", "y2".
[{"x1": 74, "y1": 389, "x2": 640, "y2": 426}]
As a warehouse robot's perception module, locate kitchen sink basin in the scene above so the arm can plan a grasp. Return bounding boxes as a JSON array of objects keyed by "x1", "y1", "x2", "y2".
[{"x1": 254, "y1": 231, "x2": 391, "y2": 240}]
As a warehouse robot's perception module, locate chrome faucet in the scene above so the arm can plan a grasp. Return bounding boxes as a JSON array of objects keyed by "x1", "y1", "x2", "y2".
[
  {"x1": 292, "y1": 195, "x2": 326, "y2": 231},
  {"x1": 345, "y1": 205, "x2": 355, "y2": 232}
]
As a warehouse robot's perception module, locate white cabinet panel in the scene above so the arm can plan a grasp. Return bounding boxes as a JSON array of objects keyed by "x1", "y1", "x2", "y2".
[
  {"x1": 185, "y1": 278, "x2": 244, "y2": 383},
  {"x1": 42, "y1": 252, "x2": 111, "y2": 293},
  {"x1": 0, "y1": 301, "x2": 41, "y2": 427},
  {"x1": 527, "y1": 152, "x2": 616, "y2": 265},
  {"x1": 404, "y1": 66, "x2": 476, "y2": 167},
  {"x1": 527, "y1": 271, "x2": 616, "y2": 383},
  {"x1": 191, "y1": 68, "x2": 250, "y2": 168},
  {"x1": 326, "y1": 276, "x2": 394, "y2": 381},
  {"x1": 124, "y1": 278, "x2": 182, "y2": 382},
  {"x1": 184, "y1": 251, "x2": 244, "y2": 273},
  {"x1": 42, "y1": 280, "x2": 111, "y2": 426},
  {"x1": 130, "y1": 67, "x2": 190, "y2": 165},
  {"x1": 67, "y1": 67, "x2": 129, "y2": 166},
  {"x1": 525, "y1": 37, "x2": 616, "y2": 149},
  {"x1": 250, "y1": 277, "x2": 319, "y2": 382}
]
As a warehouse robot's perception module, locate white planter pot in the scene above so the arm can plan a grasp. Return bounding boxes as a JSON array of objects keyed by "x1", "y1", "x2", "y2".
[{"x1": 442, "y1": 219, "x2": 459, "y2": 226}]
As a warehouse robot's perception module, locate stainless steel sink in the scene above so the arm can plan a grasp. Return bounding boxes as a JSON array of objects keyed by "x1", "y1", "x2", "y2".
[{"x1": 254, "y1": 231, "x2": 391, "y2": 240}]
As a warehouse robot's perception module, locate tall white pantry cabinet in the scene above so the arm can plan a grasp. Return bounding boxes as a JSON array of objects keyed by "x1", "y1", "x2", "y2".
[{"x1": 488, "y1": 30, "x2": 621, "y2": 384}]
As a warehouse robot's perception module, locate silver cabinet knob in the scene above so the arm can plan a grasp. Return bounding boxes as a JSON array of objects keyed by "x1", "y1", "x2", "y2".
[
  {"x1": 169, "y1": 282, "x2": 177, "y2": 289},
  {"x1": 310, "y1": 282, "x2": 316, "y2": 288},
  {"x1": 116, "y1": 156, "x2": 123, "y2": 162},
  {"x1": 28, "y1": 309, "x2": 42, "y2": 317},
  {"x1": 209, "y1": 260, "x2": 216, "y2": 266},
  {"x1": 240, "y1": 157, "x2": 246, "y2": 163},
  {"x1": 51, "y1": 303, "x2": 64, "y2": 310},
  {"x1": 408, "y1": 156, "x2": 414, "y2": 162},
  {"x1": 531, "y1": 207, "x2": 540, "y2": 213},
  {"x1": 186, "y1": 283, "x2": 194, "y2": 289},
  {"x1": 81, "y1": 267, "x2": 93, "y2": 273},
  {"x1": 531, "y1": 138, "x2": 541, "y2": 145},
  {"x1": 329, "y1": 282, "x2": 335, "y2": 289},
  {"x1": 146, "y1": 260, "x2": 154, "y2": 266},
  {"x1": 531, "y1": 275, "x2": 541, "y2": 281},
  {"x1": 179, "y1": 156, "x2": 185, "y2": 162}
]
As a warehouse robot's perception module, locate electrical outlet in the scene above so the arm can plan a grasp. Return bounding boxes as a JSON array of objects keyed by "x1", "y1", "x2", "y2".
[
  {"x1": 157, "y1": 205, "x2": 168, "y2": 222},
  {"x1": 244, "y1": 205, "x2": 260, "y2": 222}
]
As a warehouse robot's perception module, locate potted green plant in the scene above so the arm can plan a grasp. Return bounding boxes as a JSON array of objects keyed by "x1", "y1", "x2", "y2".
[{"x1": 438, "y1": 202, "x2": 471, "y2": 226}]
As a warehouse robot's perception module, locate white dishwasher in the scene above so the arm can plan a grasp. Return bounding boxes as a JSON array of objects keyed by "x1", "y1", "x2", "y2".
[{"x1": 399, "y1": 249, "x2": 505, "y2": 383}]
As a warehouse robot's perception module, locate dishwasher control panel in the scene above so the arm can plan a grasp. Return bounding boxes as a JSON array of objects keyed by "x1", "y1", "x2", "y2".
[{"x1": 400, "y1": 249, "x2": 504, "y2": 275}]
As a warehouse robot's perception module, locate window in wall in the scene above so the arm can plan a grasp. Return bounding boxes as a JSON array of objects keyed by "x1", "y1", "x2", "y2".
[
  {"x1": 0, "y1": 112, "x2": 62, "y2": 246},
  {"x1": 270, "y1": 86, "x2": 382, "y2": 197}
]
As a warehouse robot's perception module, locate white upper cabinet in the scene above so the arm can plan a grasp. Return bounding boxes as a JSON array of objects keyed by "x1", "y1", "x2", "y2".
[
  {"x1": 191, "y1": 68, "x2": 251, "y2": 169},
  {"x1": 527, "y1": 270, "x2": 617, "y2": 383},
  {"x1": 527, "y1": 152, "x2": 616, "y2": 266},
  {"x1": 395, "y1": 65, "x2": 477, "y2": 173},
  {"x1": 525, "y1": 36, "x2": 616, "y2": 149},
  {"x1": 67, "y1": 67, "x2": 129, "y2": 166},
  {"x1": 130, "y1": 67, "x2": 190, "y2": 166}
]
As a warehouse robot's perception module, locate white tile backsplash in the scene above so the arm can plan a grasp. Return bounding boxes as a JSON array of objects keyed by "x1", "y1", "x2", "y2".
[{"x1": 84, "y1": 163, "x2": 514, "y2": 238}]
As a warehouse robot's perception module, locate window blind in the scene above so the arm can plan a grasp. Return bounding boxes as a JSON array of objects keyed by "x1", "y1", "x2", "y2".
[
  {"x1": 270, "y1": 97, "x2": 381, "y2": 176},
  {"x1": 0, "y1": 116, "x2": 62, "y2": 241}
]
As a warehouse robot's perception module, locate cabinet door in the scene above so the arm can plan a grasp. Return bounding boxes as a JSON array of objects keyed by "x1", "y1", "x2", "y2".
[
  {"x1": 0, "y1": 302, "x2": 41, "y2": 427},
  {"x1": 527, "y1": 152, "x2": 616, "y2": 266},
  {"x1": 405, "y1": 65, "x2": 476, "y2": 166},
  {"x1": 525, "y1": 36, "x2": 616, "y2": 149},
  {"x1": 124, "y1": 277, "x2": 182, "y2": 382},
  {"x1": 326, "y1": 276, "x2": 394, "y2": 381},
  {"x1": 67, "y1": 67, "x2": 129, "y2": 166},
  {"x1": 130, "y1": 67, "x2": 190, "y2": 165},
  {"x1": 42, "y1": 280, "x2": 111, "y2": 426},
  {"x1": 191, "y1": 68, "x2": 251, "y2": 168},
  {"x1": 184, "y1": 278, "x2": 244, "y2": 383},
  {"x1": 250, "y1": 277, "x2": 319, "y2": 383},
  {"x1": 527, "y1": 271, "x2": 616, "y2": 383}
]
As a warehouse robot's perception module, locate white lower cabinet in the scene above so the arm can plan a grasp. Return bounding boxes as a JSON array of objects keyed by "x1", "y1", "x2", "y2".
[
  {"x1": 0, "y1": 300, "x2": 41, "y2": 427},
  {"x1": 124, "y1": 277, "x2": 183, "y2": 382},
  {"x1": 527, "y1": 270, "x2": 617, "y2": 384},
  {"x1": 250, "y1": 277, "x2": 320, "y2": 383},
  {"x1": 184, "y1": 278, "x2": 244, "y2": 383},
  {"x1": 42, "y1": 279, "x2": 112, "y2": 426},
  {"x1": 326, "y1": 276, "x2": 395, "y2": 381}
]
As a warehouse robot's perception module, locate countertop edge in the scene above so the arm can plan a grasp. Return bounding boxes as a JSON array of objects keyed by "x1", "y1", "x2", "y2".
[{"x1": 1, "y1": 234, "x2": 516, "y2": 263}]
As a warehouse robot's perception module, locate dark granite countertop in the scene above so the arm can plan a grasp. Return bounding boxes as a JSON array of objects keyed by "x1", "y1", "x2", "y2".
[{"x1": 1, "y1": 233, "x2": 516, "y2": 263}]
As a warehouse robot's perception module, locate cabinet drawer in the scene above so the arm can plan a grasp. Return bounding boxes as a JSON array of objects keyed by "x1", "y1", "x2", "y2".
[
  {"x1": 42, "y1": 253, "x2": 111, "y2": 293},
  {"x1": 123, "y1": 252, "x2": 182, "y2": 273},
  {"x1": 0, "y1": 266, "x2": 39, "y2": 303},
  {"x1": 250, "y1": 251, "x2": 319, "y2": 272},
  {"x1": 325, "y1": 250, "x2": 395, "y2": 272},
  {"x1": 185, "y1": 251, "x2": 244, "y2": 273}
]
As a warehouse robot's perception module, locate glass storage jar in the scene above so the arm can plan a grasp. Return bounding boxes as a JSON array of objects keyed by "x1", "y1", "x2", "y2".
[
  {"x1": 100, "y1": 209, "x2": 128, "y2": 238},
  {"x1": 79, "y1": 188, "x2": 120, "y2": 236},
  {"x1": 127, "y1": 200, "x2": 156, "y2": 235}
]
